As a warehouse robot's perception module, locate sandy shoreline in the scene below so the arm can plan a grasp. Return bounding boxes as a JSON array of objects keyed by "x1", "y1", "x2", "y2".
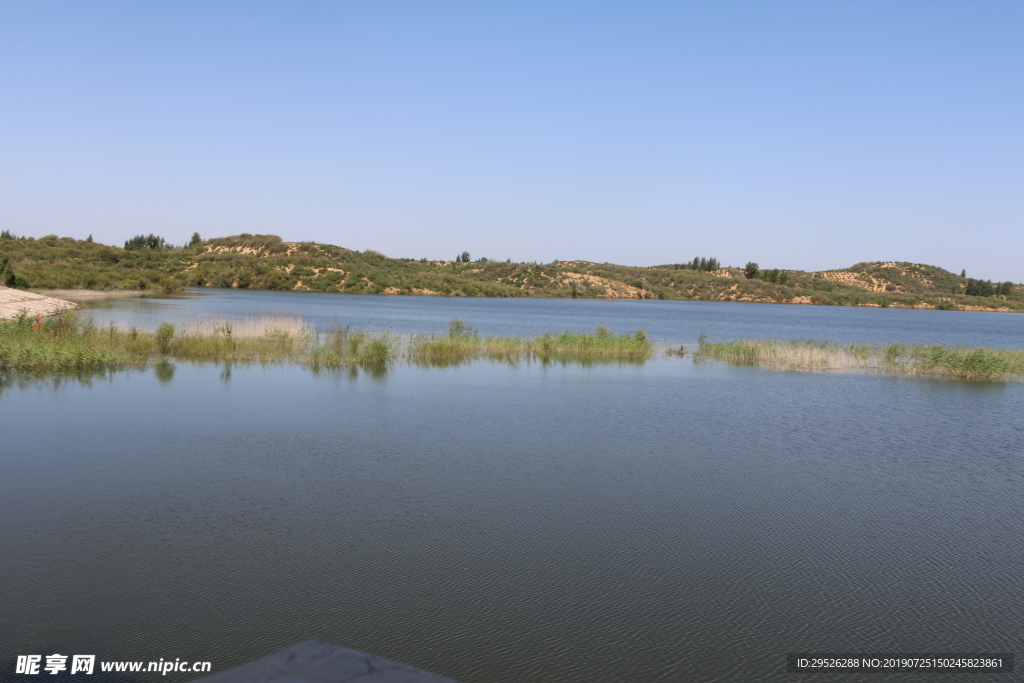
[{"x1": 0, "y1": 286, "x2": 78, "y2": 320}]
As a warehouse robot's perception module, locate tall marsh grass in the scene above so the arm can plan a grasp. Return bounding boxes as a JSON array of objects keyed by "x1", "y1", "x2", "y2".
[
  {"x1": 13, "y1": 313, "x2": 1015, "y2": 382},
  {"x1": 407, "y1": 321, "x2": 653, "y2": 364},
  {"x1": 178, "y1": 314, "x2": 314, "y2": 339},
  {"x1": 0, "y1": 311, "x2": 130, "y2": 372},
  {"x1": 697, "y1": 338, "x2": 1024, "y2": 380},
  {"x1": 308, "y1": 327, "x2": 393, "y2": 367},
  {"x1": 1, "y1": 314, "x2": 652, "y2": 376},
  {"x1": 0, "y1": 311, "x2": 391, "y2": 373}
]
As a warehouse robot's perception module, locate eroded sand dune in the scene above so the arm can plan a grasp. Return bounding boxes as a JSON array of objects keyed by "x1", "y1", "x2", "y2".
[{"x1": 0, "y1": 286, "x2": 77, "y2": 320}]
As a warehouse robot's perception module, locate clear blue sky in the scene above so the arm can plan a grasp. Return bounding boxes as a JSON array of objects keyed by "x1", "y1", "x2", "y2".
[{"x1": 2, "y1": 1, "x2": 1022, "y2": 281}]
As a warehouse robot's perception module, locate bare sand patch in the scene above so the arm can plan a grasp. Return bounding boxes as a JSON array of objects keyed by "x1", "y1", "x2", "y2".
[
  {"x1": 817, "y1": 271, "x2": 888, "y2": 292},
  {"x1": 204, "y1": 245, "x2": 264, "y2": 256},
  {"x1": 560, "y1": 272, "x2": 647, "y2": 299},
  {"x1": 959, "y1": 304, "x2": 1013, "y2": 312},
  {"x1": 0, "y1": 287, "x2": 77, "y2": 320}
]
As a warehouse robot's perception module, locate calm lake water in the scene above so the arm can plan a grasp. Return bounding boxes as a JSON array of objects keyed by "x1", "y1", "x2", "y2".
[
  {"x1": 2, "y1": 291, "x2": 1023, "y2": 682},
  {"x1": 71, "y1": 287, "x2": 1024, "y2": 347}
]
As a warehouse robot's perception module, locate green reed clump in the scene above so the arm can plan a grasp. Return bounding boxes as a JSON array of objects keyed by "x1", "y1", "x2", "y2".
[
  {"x1": 408, "y1": 321, "x2": 653, "y2": 364},
  {"x1": 697, "y1": 339, "x2": 855, "y2": 369},
  {"x1": 308, "y1": 327, "x2": 393, "y2": 367},
  {"x1": 0, "y1": 311, "x2": 132, "y2": 371},
  {"x1": 0, "y1": 311, "x2": 394, "y2": 372},
  {"x1": 904, "y1": 345, "x2": 1017, "y2": 380},
  {"x1": 154, "y1": 322, "x2": 175, "y2": 355},
  {"x1": 529, "y1": 329, "x2": 652, "y2": 359},
  {"x1": 697, "y1": 338, "x2": 1024, "y2": 380},
  {"x1": 408, "y1": 333, "x2": 526, "y2": 362}
]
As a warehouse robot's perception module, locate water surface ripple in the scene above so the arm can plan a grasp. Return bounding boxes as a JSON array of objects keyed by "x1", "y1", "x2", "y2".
[{"x1": 2, "y1": 355, "x2": 1022, "y2": 682}]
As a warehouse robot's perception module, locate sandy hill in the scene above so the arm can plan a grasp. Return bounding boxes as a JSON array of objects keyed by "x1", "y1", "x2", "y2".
[{"x1": 1, "y1": 233, "x2": 1019, "y2": 313}]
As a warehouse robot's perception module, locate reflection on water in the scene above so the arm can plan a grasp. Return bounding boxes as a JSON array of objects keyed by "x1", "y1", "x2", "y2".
[
  {"x1": 153, "y1": 361, "x2": 175, "y2": 384},
  {"x1": 1, "y1": 352, "x2": 657, "y2": 393},
  {"x1": 405, "y1": 354, "x2": 651, "y2": 370},
  {"x1": 0, "y1": 368, "x2": 117, "y2": 394}
]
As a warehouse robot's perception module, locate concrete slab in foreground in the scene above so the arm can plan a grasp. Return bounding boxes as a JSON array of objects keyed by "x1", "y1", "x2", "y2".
[
  {"x1": 191, "y1": 640, "x2": 458, "y2": 683},
  {"x1": 0, "y1": 286, "x2": 77, "y2": 320}
]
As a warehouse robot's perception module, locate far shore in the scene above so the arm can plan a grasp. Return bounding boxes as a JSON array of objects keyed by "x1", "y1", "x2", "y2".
[
  {"x1": 22, "y1": 285, "x2": 1023, "y2": 314},
  {"x1": 3, "y1": 233, "x2": 1020, "y2": 311},
  {"x1": 34, "y1": 289, "x2": 150, "y2": 300}
]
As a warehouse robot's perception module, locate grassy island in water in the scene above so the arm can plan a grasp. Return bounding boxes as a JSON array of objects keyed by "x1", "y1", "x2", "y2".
[{"x1": 694, "y1": 338, "x2": 1024, "y2": 381}]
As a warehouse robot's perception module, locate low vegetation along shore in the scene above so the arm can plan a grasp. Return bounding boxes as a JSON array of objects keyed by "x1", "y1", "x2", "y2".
[
  {"x1": 2, "y1": 232, "x2": 1021, "y2": 312},
  {"x1": 0, "y1": 313, "x2": 653, "y2": 376},
  {"x1": 2, "y1": 311, "x2": 1019, "y2": 382},
  {"x1": 695, "y1": 338, "x2": 1024, "y2": 381}
]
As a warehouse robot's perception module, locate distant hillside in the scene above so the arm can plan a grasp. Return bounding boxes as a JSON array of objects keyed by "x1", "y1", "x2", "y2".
[{"x1": 1, "y1": 232, "x2": 1021, "y2": 312}]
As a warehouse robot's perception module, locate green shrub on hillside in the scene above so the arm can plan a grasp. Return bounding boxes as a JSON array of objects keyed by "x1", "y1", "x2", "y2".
[{"x1": 1, "y1": 232, "x2": 1020, "y2": 311}]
